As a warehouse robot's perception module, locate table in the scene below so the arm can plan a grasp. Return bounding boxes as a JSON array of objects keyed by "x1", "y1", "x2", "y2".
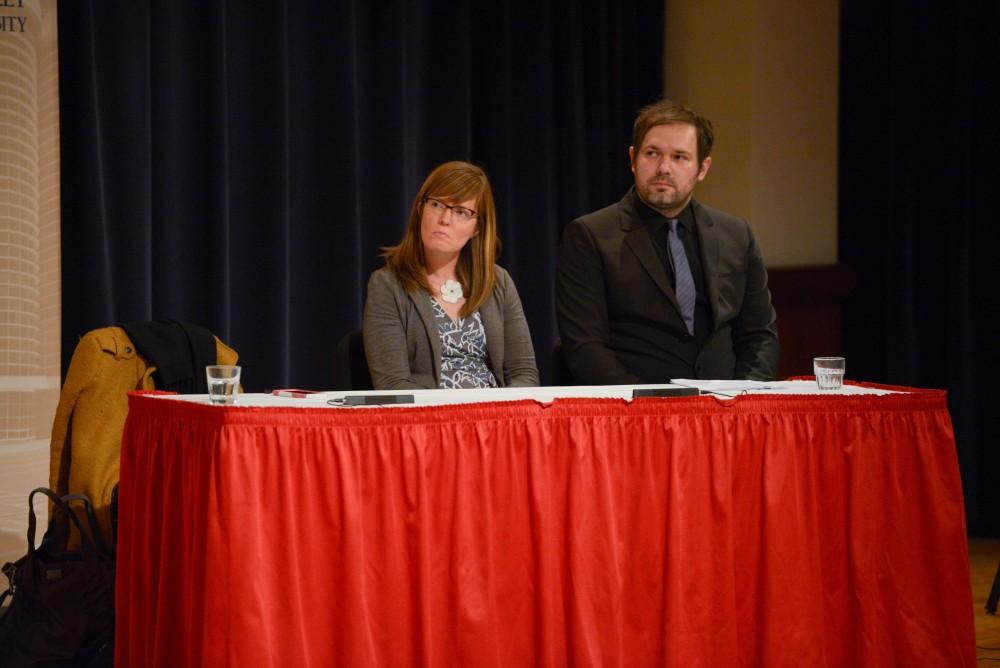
[{"x1": 114, "y1": 383, "x2": 975, "y2": 666}]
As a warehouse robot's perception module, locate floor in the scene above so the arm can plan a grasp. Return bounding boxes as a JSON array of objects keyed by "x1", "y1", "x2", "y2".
[{"x1": 971, "y1": 537, "x2": 1000, "y2": 666}]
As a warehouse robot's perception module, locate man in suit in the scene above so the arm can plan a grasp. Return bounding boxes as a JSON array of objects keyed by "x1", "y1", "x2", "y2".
[{"x1": 556, "y1": 99, "x2": 779, "y2": 383}]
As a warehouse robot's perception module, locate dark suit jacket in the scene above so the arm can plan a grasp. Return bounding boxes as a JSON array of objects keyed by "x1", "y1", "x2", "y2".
[
  {"x1": 363, "y1": 265, "x2": 539, "y2": 389},
  {"x1": 556, "y1": 188, "x2": 779, "y2": 383}
]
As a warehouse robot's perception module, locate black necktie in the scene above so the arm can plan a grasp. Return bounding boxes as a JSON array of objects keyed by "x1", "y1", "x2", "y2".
[{"x1": 667, "y1": 219, "x2": 696, "y2": 336}]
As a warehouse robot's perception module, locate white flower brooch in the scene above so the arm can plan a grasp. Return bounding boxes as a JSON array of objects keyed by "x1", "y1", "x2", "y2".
[{"x1": 440, "y1": 279, "x2": 463, "y2": 304}]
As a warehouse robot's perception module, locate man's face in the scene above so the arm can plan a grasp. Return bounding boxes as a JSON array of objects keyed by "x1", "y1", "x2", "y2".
[{"x1": 630, "y1": 123, "x2": 711, "y2": 217}]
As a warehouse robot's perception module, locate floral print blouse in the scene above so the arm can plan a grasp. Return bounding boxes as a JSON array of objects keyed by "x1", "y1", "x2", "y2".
[{"x1": 430, "y1": 296, "x2": 498, "y2": 389}]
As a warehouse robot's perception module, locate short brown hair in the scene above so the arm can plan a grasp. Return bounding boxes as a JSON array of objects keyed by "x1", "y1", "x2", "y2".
[
  {"x1": 381, "y1": 161, "x2": 499, "y2": 317},
  {"x1": 632, "y1": 99, "x2": 714, "y2": 164}
]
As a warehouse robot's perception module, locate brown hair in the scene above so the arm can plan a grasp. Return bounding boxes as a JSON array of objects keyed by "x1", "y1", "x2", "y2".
[
  {"x1": 381, "y1": 161, "x2": 499, "y2": 317},
  {"x1": 632, "y1": 99, "x2": 715, "y2": 165}
]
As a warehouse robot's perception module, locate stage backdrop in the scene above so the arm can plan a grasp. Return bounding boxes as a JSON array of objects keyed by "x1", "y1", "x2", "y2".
[
  {"x1": 839, "y1": 1, "x2": 998, "y2": 535},
  {"x1": 56, "y1": 1, "x2": 663, "y2": 390}
]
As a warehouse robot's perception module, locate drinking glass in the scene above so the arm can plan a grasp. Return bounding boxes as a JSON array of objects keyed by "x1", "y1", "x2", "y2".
[
  {"x1": 206, "y1": 365, "x2": 241, "y2": 404},
  {"x1": 813, "y1": 357, "x2": 845, "y2": 390}
]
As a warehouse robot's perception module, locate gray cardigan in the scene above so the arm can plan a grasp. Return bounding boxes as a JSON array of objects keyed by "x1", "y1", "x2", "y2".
[{"x1": 363, "y1": 266, "x2": 539, "y2": 390}]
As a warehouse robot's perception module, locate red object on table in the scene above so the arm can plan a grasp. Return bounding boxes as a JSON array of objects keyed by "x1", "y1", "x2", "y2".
[{"x1": 115, "y1": 387, "x2": 975, "y2": 667}]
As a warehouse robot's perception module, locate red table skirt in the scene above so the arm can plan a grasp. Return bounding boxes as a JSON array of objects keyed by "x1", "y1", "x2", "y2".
[{"x1": 115, "y1": 388, "x2": 975, "y2": 667}]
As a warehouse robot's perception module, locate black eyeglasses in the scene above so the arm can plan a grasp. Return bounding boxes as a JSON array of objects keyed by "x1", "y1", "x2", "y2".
[{"x1": 423, "y1": 197, "x2": 477, "y2": 222}]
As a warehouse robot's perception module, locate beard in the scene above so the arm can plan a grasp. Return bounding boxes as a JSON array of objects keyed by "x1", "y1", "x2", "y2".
[{"x1": 637, "y1": 178, "x2": 692, "y2": 213}]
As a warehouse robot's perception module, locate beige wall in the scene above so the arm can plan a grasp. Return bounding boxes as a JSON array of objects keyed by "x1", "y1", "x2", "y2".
[
  {"x1": 0, "y1": 0, "x2": 60, "y2": 439},
  {"x1": 663, "y1": 0, "x2": 839, "y2": 267},
  {"x1": 1, "y1": 0, "x2": 59, "y2": 560}
]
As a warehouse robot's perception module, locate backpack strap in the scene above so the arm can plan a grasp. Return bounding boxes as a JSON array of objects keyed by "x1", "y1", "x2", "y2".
[{"x1": 25, "y1": 489, "x2": 103, "y2": 590}]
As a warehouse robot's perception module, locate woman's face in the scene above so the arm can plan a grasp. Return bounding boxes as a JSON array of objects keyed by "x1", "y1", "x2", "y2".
[{"x1": 419, "y1": 195, "x2": 479, "y2": 260}]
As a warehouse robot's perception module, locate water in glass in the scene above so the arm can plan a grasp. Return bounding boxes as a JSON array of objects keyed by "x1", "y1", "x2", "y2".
[{"x1": 208, "y1": 377, "x2": 238, "y2": 404}]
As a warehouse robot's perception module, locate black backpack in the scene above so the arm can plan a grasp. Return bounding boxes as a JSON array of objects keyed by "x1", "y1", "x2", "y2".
[{"x1": 0, "y1": 488, "x2": 115, "y2": 667}]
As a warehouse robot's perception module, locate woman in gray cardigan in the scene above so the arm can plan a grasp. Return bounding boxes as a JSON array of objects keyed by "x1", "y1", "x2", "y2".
[{"x1": 363, "y1": 161, "x2": 539, "y2": 390}]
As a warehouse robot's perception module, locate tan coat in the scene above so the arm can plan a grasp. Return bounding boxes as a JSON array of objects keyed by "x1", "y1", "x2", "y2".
[{"x1": 49, "y1": 326, "x2": 237, "y2": 548}]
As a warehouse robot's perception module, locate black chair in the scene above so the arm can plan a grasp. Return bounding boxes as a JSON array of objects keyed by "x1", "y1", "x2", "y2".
[
  {"x1": 551, "y1": 339, "x2": 575, "y2": 386},
  {"x1": 988, "y1": 560, "x2": 1000, "y2": 614},
  {"x1": 333, "y1": 329, "x2": 373, "y2": 390}
]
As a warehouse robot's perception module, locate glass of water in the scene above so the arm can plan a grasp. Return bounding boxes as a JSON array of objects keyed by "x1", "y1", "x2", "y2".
[
  {"x1": 206, "y1": 365, "x2": 241, "y2": 404},
  {"x1": 813, "y1": 357, "x2": 845, "y2": 390}
]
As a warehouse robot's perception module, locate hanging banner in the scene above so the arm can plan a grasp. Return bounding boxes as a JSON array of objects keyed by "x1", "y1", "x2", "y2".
[{"x1": 0, "y1": 0, "x2": 60, "y2": 556}]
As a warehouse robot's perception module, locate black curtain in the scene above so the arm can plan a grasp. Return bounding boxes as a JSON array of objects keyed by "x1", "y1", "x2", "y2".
[
  {"x1": 57, "y1": 1, "x2": 663, "y2": 390},
  {"x1": 840, "y1": 1, "x2": 999, "y2": 535}
]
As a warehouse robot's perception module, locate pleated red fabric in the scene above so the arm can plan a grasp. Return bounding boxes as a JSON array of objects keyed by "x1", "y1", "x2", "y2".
[{"x1": 115, "y1": 388, "x2": 975, "y2": 667}]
